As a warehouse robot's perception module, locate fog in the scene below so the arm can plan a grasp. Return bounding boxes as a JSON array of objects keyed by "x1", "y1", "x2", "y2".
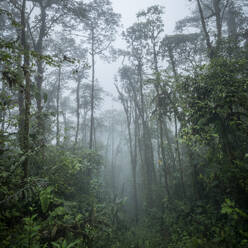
[
  {"x1": 99, "y1": 0, "x2": 191, "y2": 110},
  {"x1": 1, "y1": 0, "x2": 248, "y2": 247}
]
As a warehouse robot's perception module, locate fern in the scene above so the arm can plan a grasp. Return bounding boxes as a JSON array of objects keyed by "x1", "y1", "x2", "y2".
[
  {"x1": 51, "y1": 239, "x2": 80, "y2": 248},
  {"x1": 40, "y1": 186, "x2": 54, "y2": 213}
]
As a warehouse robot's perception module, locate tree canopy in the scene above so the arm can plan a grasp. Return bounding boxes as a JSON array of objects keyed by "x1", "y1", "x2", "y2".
[{"x1": 1, "y1": 0, "x2": 248, "y2": 247}]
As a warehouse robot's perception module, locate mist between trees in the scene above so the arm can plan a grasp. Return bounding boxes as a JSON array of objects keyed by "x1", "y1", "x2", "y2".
[{"x1": 0, "y1": 0, "x2": 248, "y2": 247}]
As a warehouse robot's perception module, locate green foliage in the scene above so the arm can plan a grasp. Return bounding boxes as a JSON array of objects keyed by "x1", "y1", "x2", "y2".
[
  {"x1": 0, "y1": 145, "x2": 111, "y2": 247},
  {"x1": 40, "y1": 186, "x2": 54, "y2": 213},
  {"x1": 165, "y1": 56, "x2": 248, "y2": 248},
  {"x1": 17, "y1": 212, "x2": 41, "y2": 248},
  {"x1": 179, "y1": 57, "x2": 248, "y2": 151},
  {"x1": 51, "y1": 239, "x2": 80, "y2": 248},
  {"x1": 1, "y1": 2, "x2": 248, "y2": 248}
]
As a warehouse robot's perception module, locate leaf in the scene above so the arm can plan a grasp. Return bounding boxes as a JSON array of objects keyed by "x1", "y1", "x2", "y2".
[
  {"x1": 52, "y1": 206, "x2": 66, "y2": 216},
  {"x1": 67, "y1": 240, "x2": 80, "y2": 248},
  {"x1": 51, "y1": 225, "x2": 58, "y2": 239},
  {"x1": 40, "y1": 186, "x2": 53, "y2": 213},
  {"x1": 51, "y1": 242, "x2": 61, "y2": 248},
  {"x1": 43, "y1": 92, "x2": 48, "y2": 103}
]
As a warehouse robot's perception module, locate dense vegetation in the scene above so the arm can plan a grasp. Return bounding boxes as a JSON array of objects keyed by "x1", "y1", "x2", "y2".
[{"x1": 0, "y1": 0, "x2": 248, "y2": 247}]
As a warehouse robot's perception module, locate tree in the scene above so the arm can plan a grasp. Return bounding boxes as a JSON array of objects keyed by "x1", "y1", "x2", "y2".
[
  {"x1": 19, "y1": 0, "x2": 32, "y2": 178},
  {"x1": 122, "y1": 22, "x2": 159, "y2": 209},
  {"x1": 136, "y1": 5, "x2": 174, "y2": 198},
  {"x1": 73, "y1": 0, "x2": 120, "y2": 150},
  {"x1": 73, "y1": 62, "x2": 88, "y2": 146},
  {"x1": 177, "y1": 0, "x2": 248, "y2": 59},
  {"x1": 115, "y1": 74, "x2": 139, "y2": 222},
  {"x1": 24, "y1": 0, "x2": 71, "y2": 144},
  {"x1": 117, "y1": 64, "x2": 156, "y2": 208}
]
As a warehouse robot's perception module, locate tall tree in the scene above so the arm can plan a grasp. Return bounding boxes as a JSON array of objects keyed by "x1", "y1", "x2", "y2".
[
  {"x1": 137, "y1": 5, "x2": 172, "y2": 197},
  {"x1": 74, "y1": 0, "x2": 120, "y2": 150},
  {"x1": 115, "y1": 76, "x2": 139, "y2": 222},
  {"x1": 72, "y1": 61, "x2": 89, "y2": 146},
  {"x1": 20, "y1": 0, "x2": 31, "y2": 178},
  {"x1": 26, "y1": 0, "x2": 70, "y2": 143}
]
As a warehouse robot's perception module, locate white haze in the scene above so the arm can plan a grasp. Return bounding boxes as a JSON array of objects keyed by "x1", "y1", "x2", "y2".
[{"x1": 96, "y1": 0, "x2": 191, "y2": 110}]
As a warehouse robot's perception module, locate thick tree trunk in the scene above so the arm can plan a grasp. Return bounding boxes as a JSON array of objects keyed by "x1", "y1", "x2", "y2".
[{"x1": 21, "y1": 0, "x2": 31, "y2": 178}]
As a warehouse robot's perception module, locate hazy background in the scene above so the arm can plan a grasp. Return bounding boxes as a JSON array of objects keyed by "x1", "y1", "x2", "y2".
[{"x1": 96, "y1": 0, "x2": 191, "y2": 110}]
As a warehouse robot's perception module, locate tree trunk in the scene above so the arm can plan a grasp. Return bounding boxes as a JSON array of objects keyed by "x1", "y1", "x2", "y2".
[
  {"x1": 0, "y1": 82, "x2": 6, "y2": 132},
  {"x1": 83, "y1": 108, "x2": 88, "y2": 146},
  {"x1": 158, "y1": 117, "x2": 170, "y2": 198},
  {"x1": 17, "y1": 54, "x2": 25, "y2": 148},
  {"x1": 111, "y1": 112, "x2": 116, "y2": 196},
  {"x1": 163, "y1": 121, "x2": 176, "y2": 171},
  {"x1": 168, "y1": 43, "x2": 186, "y2": 198},
  {"x1": 89, "y1": 29, "x2": 95, "y2": 150},
  {"x1": 62, "y1": 112, "x2": 68, "y2": 145},
  {"x1": 227, "y1": 1, "x2": 237, "y2": 39},
  {"x1": 133, "y1": 108, "x2": 138, "y2": 222},
  {"x1": 56, "y1": 65, "x2": 61, "y2": 146},
  {"x1": 116, "y1": 84, "x2": 139, "y2": 222},
  {"x1": 152, "y1": 41, "x2": 170, "y2": 198},
  {"x1": 213, "y1": 0, "x2": 222, "y2": 43},
  {"x1": 196, "y1": 0, "x2": 214, "y2": 58},
  {"x1": 174, "y1": 114, "x2": 185, "y2": 198},
  {"x1": 137, "y1": 61, "x2": 156, "y2": 207},
  {"x1": 75, "y1": 78, "x2": 80, "y2": 145},
  {"x1": 35, "y1": 4, "x2": 46, "y2": 144},
  {"x1": 21, "y1": 0, "x2": 31, "y2": 178}
]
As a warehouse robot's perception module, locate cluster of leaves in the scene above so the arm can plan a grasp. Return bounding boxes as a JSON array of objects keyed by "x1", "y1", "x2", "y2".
[
  {"x1": 0, "y1": 145, "x2": 129, "y2": 248},
  {"x1": 160, "y1": 54, "x2": 248, "y2": 247},
  {"x1": 0, "y1": 2, "x2": 129, "y2": 248}
]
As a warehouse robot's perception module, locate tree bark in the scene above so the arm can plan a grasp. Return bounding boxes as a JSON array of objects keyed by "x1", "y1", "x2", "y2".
[{"x1": 21, "y1": 0, "x2": 31, "y2": 178}]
